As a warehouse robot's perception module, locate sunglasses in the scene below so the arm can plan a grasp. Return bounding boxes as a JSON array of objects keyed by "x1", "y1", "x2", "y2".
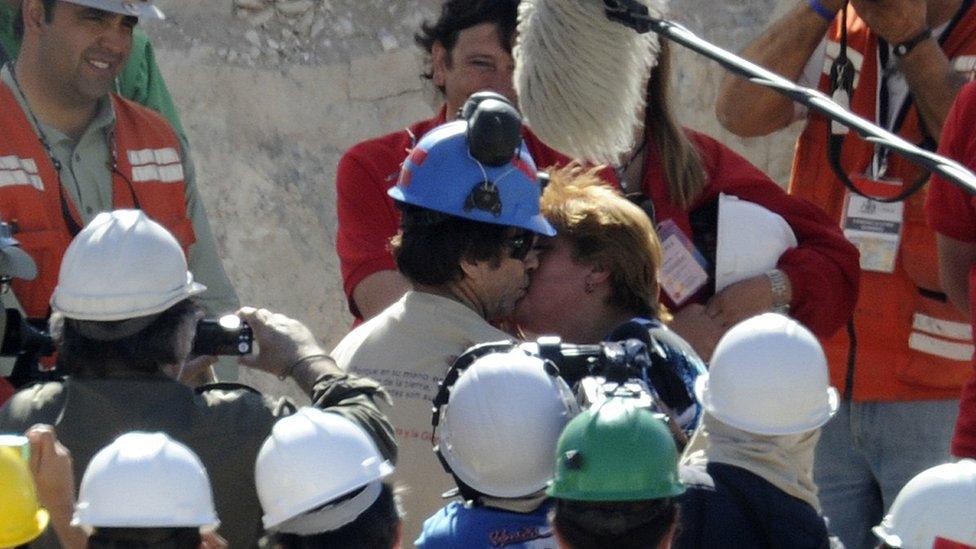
[{"x1": 504, "y1": 231, "x2": 537, "y2": 261}]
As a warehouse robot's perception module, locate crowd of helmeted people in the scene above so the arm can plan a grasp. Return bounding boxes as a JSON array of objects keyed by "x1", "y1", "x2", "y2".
[{"x1": 3, "y1": 0, "x2": 976, "y2": 548}]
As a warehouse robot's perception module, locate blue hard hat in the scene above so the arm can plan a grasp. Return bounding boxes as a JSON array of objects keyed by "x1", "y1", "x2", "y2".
[{"x1": 388, "y1": 121, "x2": 556, "y2": 236}]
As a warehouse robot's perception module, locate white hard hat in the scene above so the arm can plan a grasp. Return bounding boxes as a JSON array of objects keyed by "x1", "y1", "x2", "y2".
[
  {"x1": 72, "y1": 432, "x2": 218, "y2": 529},
  {"x1": 256, "y1": 408, "x2": 394, "y2": 535},
  {"x1": 51, "y1": 210, "x2": 205, "y2": 321},
  {"x1": 873, "y1": 460, "x2": 976, "y2": 548},
  {"x1": 437, "y1": 349, "x2": 580, "y2": 498},
  {"x1": 715, "y1": 193, "x2": 797, "y2": 292},
  {"x1": 694, "y1": 313, "x2": 839, "y2": 436},
  {"x1": 61, "y1": 0, "x2": 165, "y2": 20}
]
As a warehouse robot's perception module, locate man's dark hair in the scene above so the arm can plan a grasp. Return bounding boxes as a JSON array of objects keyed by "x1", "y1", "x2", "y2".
[
  {"x1": 14, "y1": 0, "x2": 58, "y2": 40},
  {"x1": 392, "y1": 204, "x2": 511, "y2": 286},
  {"x1": 272, "y1": 482, "x2": 401, "y2": 549},
  {"x1": 414, "y1": 0, "x2": 519, "y2": 85},
  {"x1": 88, "y1": 527, "x2": 202, "y2": 549},
  {"x1": 550, "y1": 498, "x2": 679, "y2": 549},
  {"x1": 50, "y1": 299, "x2": 202, "y2": 377}
]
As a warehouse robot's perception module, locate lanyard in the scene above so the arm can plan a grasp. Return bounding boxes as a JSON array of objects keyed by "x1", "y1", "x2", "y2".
[
  {"x1": 826, "y1": 0, "x2": 972, "y2": 202},
  {"x1": 873, "y1": 5, "x2": 968, "y2": 177}
]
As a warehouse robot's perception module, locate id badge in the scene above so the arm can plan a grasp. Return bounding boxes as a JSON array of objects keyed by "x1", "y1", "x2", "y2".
[
  {"x1": 657, "y1": 219, "x2": 708, "y2": 306},
  {"x1": 841, "y1": 177, "x2": 904, "y2": 273}
]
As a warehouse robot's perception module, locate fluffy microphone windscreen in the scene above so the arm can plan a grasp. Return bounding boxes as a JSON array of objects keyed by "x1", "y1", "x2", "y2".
[{"x1": 514, "y1": 0, "x2": 667, "y2": 165}]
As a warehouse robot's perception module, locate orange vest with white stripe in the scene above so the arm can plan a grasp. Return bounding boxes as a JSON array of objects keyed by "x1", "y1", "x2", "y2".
[
  {"x1": 790, "y1": 4, "x2": 976, "y2": 401},
  {"x1": 0, "y1": 82, "x2": 196, "y2": 320}
]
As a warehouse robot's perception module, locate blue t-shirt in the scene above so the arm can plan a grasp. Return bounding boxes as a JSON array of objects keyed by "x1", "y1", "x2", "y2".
[{"x1": 415, "y1": 500, "x2": 557, "y2": 548}]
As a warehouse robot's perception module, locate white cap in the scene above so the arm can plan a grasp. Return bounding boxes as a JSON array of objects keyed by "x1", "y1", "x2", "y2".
[
  {"x1": 256, "y1": 408, "x2": 394, "y2": 534},
  {"x1": 715, "y1": 193, "x2": 797, "y2": 292},
  {"x1": 61, "y1": 0, "x2": 164, "y2": 20},
  {"x1": 873, "y1": 460, "x2": 976, "y2": 548},
  {"x1": 73, "y1": 432, "x2": 219, "y2": 529},
  {"x1": 51, "y1": 210, "x2": 205, "y2": 321},
  {"x1": 437, "y1": 349, "x2": 580, "y2": 498},
  {"x1": 695, "y1": 313, "x2": 839, "y2": 435}
]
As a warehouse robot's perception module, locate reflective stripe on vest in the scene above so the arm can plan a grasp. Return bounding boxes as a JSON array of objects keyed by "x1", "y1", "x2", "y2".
[
  {"x1": 908, "y1": 333, "x2": 974, "y2": 362},
  {"x1": 909, "y1": 313, "x2": 974, "y2": 362},
  {"x1": 0, "y1": 155, "x2": 43, "y2": 190},
  {"x1": 128, "y1": 148, "x2": 185, "y2": 183},
  {"x1": 913, "y1": 312, "x2": 973, "y2": 341}
]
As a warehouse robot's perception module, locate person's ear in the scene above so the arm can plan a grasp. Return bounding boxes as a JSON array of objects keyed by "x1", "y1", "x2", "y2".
[
  {"x1": 22, "y1": 0, "x2": 49, "y2": 35},
  {"x1": 459, "y1": 256, "x2": 478, "y2": 278},
  {"x1": 586, "y1": 263, "x2": 612, "y2": 286},
  {"x1": 432, "y1": 41, "x2": 450, "y2": 88}
]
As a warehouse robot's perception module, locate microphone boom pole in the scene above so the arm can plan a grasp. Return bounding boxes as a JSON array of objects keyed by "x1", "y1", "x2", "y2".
[{"x1": 603, "y1": 0, "x2": 976, "y2": 195}]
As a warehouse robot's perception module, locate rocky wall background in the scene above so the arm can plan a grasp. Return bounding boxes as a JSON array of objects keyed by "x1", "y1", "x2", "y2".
[{"x1": 147, "y1": 0, "x2": 803, "y2": 398}]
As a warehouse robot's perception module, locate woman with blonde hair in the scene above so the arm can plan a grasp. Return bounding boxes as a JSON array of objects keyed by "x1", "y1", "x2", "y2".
[{"x1": 514, "y1": 164, "x2": 704, "y2": 437}]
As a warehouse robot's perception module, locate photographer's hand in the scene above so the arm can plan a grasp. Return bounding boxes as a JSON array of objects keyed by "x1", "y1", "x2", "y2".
[{"x1": 236, "y1": 307, "x2": 339, "y2": 394}]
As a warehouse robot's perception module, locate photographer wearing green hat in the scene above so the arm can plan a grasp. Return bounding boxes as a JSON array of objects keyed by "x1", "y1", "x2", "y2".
[{"x1": 548, "y1": 398, "x2": 684, "y2": 549}]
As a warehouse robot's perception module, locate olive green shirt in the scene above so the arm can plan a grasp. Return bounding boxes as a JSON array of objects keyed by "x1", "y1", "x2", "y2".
[
  {"x1": 0, "y1": 372, "x2": 397, "y2": 548},
  {"x1": 0, "y1": 66, "x2": 238, "y2": 319},
  {"x1": 0, "y1": 1, "x2": 185, "y2": 136}
]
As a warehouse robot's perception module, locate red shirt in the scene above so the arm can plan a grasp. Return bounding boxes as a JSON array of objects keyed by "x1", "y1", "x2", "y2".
[
  {"x1": 925, "y1": 81, "x2": 976, "y2": 458},
  {"x1": 335, "y1": 107, "x2": 572, "y2": 320}
]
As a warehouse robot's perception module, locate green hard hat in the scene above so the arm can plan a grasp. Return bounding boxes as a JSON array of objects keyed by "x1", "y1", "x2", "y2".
[{"x1": 547, "y1": 398, "x2": 685, "y2": 501}]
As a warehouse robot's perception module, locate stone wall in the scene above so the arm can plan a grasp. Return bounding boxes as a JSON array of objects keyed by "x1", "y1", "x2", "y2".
[{"x1": 147, "y1": 0, "x2": 800, "y2": 396}]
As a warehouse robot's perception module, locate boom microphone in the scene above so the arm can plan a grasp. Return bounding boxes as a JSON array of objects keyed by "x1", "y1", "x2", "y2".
[
  {"x1": 514, "y1": 0, "x2": 976, "y2": 195},
  {"x1": 514, "y1": 0, "x2": 667, "y2": 165}
]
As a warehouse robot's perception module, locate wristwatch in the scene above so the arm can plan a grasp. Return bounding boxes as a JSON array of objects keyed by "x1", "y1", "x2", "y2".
[
  {"x1": 893, "y1": 27, "x2": 932, "y2": 58},
  {"x1": 765, "y1": 269, "x2": 791, "y2": 314}
]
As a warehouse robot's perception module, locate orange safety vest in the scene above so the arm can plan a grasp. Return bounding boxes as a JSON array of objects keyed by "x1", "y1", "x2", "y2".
[
  {"x1": 791, "y1": 3, "x2": 976, "y2": 401},
  {"x1": 0, "y1": 82, "x2": 196, "y2": 320}
]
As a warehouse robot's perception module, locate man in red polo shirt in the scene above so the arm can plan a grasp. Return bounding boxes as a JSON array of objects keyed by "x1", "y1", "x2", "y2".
[{"x1": 335, "y1": 0, "x2": 571, "y2": 323}]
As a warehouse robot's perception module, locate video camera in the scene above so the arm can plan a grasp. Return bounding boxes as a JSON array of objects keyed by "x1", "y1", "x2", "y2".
[{"x1": 442, "y1": 334, "x2": 702, "y2": 448}]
